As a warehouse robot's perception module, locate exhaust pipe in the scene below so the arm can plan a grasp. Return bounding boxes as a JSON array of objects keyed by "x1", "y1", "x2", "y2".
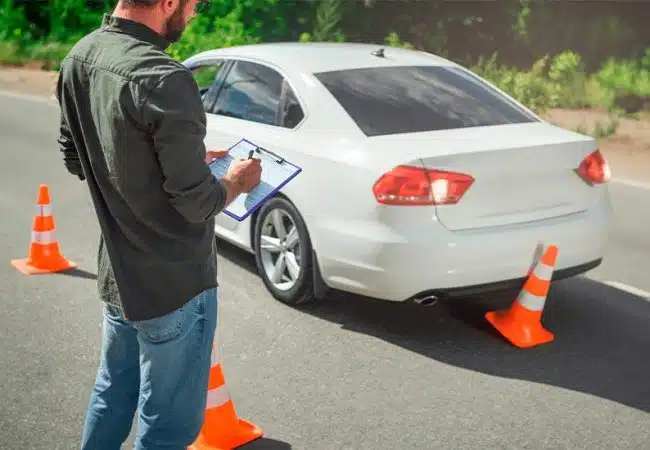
[{"x1": 413, "y1": 295, "x2": 439, "y2": 307}]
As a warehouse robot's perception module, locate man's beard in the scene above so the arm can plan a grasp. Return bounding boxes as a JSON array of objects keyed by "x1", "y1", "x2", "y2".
[{"x1": 163, "y1": 5, "x2": 186, "y2": 43}]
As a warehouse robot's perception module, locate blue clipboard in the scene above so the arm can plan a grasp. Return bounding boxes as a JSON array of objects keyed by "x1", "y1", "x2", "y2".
[{"x1": 208, "y1": 138, "x2": 302, "y2": 222}]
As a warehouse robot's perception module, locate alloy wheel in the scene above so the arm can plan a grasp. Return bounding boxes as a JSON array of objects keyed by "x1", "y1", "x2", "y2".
[{"x1": 259, "y1": 209, "x2": 302, "y2": 291}]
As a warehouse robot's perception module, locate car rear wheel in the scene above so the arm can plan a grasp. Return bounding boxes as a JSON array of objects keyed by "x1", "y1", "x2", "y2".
[{"x1": 253, "y1": 197, "x2": 317, "y2": 306}]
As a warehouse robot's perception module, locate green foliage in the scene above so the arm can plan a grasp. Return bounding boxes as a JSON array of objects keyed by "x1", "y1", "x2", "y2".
[
  {"x1": 470, "y1": 49, "x2": 649, "y2": 116},
  {"x1": 0, "y1": 0, "x2": 28, "y2": 40},
  {"x1": 0, "y1": 40, "x2": 21, "y2": 64},
  {"x1": 471, "y1": 53, "x2": 560, "y2": 114},
  {"x1": 48, "y1": 0, "x2": 105, "y2": 43},
  {"x1": 511, "y1": 0, "x2": 532, "y2": 40},
  {"x1": 0, "y1": 0, "x2": 648, "y2": 120},
  {"x1": 311, "y1": 0, "x2": 346, "y2": 42},
  {"x1": 384, "y1": 32, "x2": 413, "y2": 50},
  {"x1": 27, "y1": 41, "x2": 76, "y2": 70},
  {"x1": 595, "y1": 50, "x2": 650, "y2": 113},
  {"x1": 166, "y1": 9, "x2": 260, "y2": 62}
]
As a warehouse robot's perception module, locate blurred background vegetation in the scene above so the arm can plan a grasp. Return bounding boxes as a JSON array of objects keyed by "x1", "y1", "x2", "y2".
[{"x1": 0, "y1": 0, "x2": 648, "y2": 121}]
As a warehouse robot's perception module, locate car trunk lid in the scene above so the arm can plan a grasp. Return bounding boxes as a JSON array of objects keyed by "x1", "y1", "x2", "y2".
[{"x1": 369, "y1": 123, "x2": 603, "y2": 231}]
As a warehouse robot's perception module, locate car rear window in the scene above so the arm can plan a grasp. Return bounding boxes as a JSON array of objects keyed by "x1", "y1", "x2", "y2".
[{"x1": 313, "y1": 65, "x2": 539, "y2": 137}]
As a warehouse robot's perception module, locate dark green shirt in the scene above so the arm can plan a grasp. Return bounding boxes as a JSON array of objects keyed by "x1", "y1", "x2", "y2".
[{"x1": 55, "y1": 15, "x2": 228, "y2": 321}]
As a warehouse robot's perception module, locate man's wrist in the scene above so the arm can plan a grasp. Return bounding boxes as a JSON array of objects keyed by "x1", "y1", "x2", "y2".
[{"x1": 220, "y1": 175, "x2": 243, "y2": 206}]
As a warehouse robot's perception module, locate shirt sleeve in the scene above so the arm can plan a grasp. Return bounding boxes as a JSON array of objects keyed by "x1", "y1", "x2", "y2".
[
  {"x1": 55, "y1": 74, "x2": 86, "y2": 181},
  {"x1": 141, "y1": 68, "x2": 228, "y2": 224}
]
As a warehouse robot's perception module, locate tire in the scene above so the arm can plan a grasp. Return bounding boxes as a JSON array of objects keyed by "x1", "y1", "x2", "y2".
[{"x1": 253, "y1": 196, "x2": 317, "y2": 306}]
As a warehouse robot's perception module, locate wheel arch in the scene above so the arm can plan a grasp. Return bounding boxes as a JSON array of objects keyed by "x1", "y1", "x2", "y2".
[{"x1": 249, "y1": 191, "x2": 330, "y2": 300}]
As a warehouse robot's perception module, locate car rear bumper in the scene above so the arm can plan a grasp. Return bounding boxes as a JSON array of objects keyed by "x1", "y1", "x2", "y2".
[
  {"x1": 315, "y1": 195, "x2": 612, "y2": 302},
  {"x1": 414, "y1": 257, "x2": 602, "y2": 302}
]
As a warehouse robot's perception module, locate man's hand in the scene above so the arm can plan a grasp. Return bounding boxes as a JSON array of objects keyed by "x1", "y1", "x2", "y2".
[
  {"x1": 221, "y1": 157, "x2": 263, "y2": 205},
  {"x1": 227, "y1": 158, "x2": 263, "y2": 192},
  {"x1": 205, "y1": 150, "x2": 229, "y2": 164},
  {"x1": 203, "y1": 149, "x2": 261, "y2": 206}
]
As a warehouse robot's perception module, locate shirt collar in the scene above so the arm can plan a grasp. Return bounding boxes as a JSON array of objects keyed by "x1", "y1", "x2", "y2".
[{"x1": 101, "y1": 14, "x2": 169, "y2": 51}]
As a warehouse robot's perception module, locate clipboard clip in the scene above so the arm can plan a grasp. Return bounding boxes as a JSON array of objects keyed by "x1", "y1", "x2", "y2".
[{"x1": 254, "y1": 146, "x2": 285, "y2": 164}]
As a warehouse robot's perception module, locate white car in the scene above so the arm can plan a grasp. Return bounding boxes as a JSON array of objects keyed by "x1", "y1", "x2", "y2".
[{"x1": 182, "y1": 42, "x2": 613, "y2": 309}]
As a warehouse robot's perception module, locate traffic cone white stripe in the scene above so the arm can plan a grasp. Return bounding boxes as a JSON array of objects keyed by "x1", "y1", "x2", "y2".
[
  {"x1": 533, "y1": 260, "x2": 554, "y2": 281},
  {"x1": 206, "y1": 384, "x2": 231, "y2": 409},
  {"x1": 517, "y1": 291, "x2": 547, "y2": 311},
  {"x1": 31, "y1": 230, "x2": 56, "y2": 244},
  {"x1": 37, "y1": 204, "x2": 53, "y2": 216}
]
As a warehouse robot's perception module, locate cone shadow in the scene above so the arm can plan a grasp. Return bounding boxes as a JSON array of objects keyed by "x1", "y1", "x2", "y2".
[{"x1": 58, "y1": 267, "x2": 97, "y2": 280}]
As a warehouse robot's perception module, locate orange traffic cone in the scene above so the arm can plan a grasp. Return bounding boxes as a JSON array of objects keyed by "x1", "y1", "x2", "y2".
[
  {"x1": 189, "y1": 341, "x2": 263, "y2": 450},
  {"x1": 11, "y1": 184, "x2": 76, "y2": 275},
  {"x1": 485, "y1": 244, "x2": 558, "y2": 348}
]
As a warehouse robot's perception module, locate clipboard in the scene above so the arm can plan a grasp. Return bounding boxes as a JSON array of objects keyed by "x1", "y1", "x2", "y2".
[{"x1": 208, "y1": 138, "x2": 302, "y2": 222}]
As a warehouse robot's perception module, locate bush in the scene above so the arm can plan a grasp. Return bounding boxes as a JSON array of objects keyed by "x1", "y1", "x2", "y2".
[
  {"x1": 0, "y1": 40, "x2": 22, "y2": 65},
  {"x1": 470, "y1": 49, "x2": 648, "y2": 116},
  {"x1": 27, "y1": 41, "x2": 75, "y2": 70},
  {"x1": 596, "y1": 50, "x2": 650, "y2": 112},
  {"x1": 471, "y1": 54, "x2": 560, "y2": 114}
]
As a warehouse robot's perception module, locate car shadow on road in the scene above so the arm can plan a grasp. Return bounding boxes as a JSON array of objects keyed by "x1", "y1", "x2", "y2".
[
  {"x1": 216, "y1": 239, "x2": 650, "y2": 414},
  {"x1": 312, "y1": 279, "x2": 650, "y2": 414}
]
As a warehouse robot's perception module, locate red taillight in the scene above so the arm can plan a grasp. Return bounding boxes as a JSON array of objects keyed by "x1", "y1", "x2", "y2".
[
  {"x1": 576, "y1": 149, "x2": 610, "y2": 185},
  {"x1": 372, "y1": 165, "x2": 474, "y2": 206}
]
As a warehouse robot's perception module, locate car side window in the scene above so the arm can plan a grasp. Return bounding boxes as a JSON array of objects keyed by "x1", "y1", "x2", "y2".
[
  {"x1": 279, "y1": 79, "x2": 305, "y2": 128},
  {"x1": 213, "y1": 60, "x2": 303, "y2": 128},
  {"x1": 190, "y1": 61, "x2": 225, "y2": 112}
]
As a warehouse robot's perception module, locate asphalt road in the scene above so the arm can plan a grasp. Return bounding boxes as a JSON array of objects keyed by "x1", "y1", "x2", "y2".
[{"x1": 1, "y1": 90, "x2": 649, "y2": 450}]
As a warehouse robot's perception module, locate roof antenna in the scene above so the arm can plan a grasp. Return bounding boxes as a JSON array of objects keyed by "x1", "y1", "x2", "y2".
[{"x1": 371, "y1": 48, "x2": 385, "y2": 58}]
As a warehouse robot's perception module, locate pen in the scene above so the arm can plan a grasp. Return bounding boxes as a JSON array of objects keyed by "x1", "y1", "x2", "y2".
[{"x1": 248, "y1": 150, "x2": 254, "y2": 159}]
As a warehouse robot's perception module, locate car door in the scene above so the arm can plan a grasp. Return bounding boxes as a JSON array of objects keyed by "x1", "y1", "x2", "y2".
[{"x1": 202, "y1": 58, "x2": 306, "y2": 232}]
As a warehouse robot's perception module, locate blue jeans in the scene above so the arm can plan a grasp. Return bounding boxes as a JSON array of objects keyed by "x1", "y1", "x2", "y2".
[{"x1": 80, "y1": 288, "x2": 218, "y2": 450}]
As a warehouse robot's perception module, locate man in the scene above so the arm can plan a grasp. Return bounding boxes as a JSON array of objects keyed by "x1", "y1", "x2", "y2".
[{"x1": 54, "y1": 0, "x2": 262, "y2": 449}]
